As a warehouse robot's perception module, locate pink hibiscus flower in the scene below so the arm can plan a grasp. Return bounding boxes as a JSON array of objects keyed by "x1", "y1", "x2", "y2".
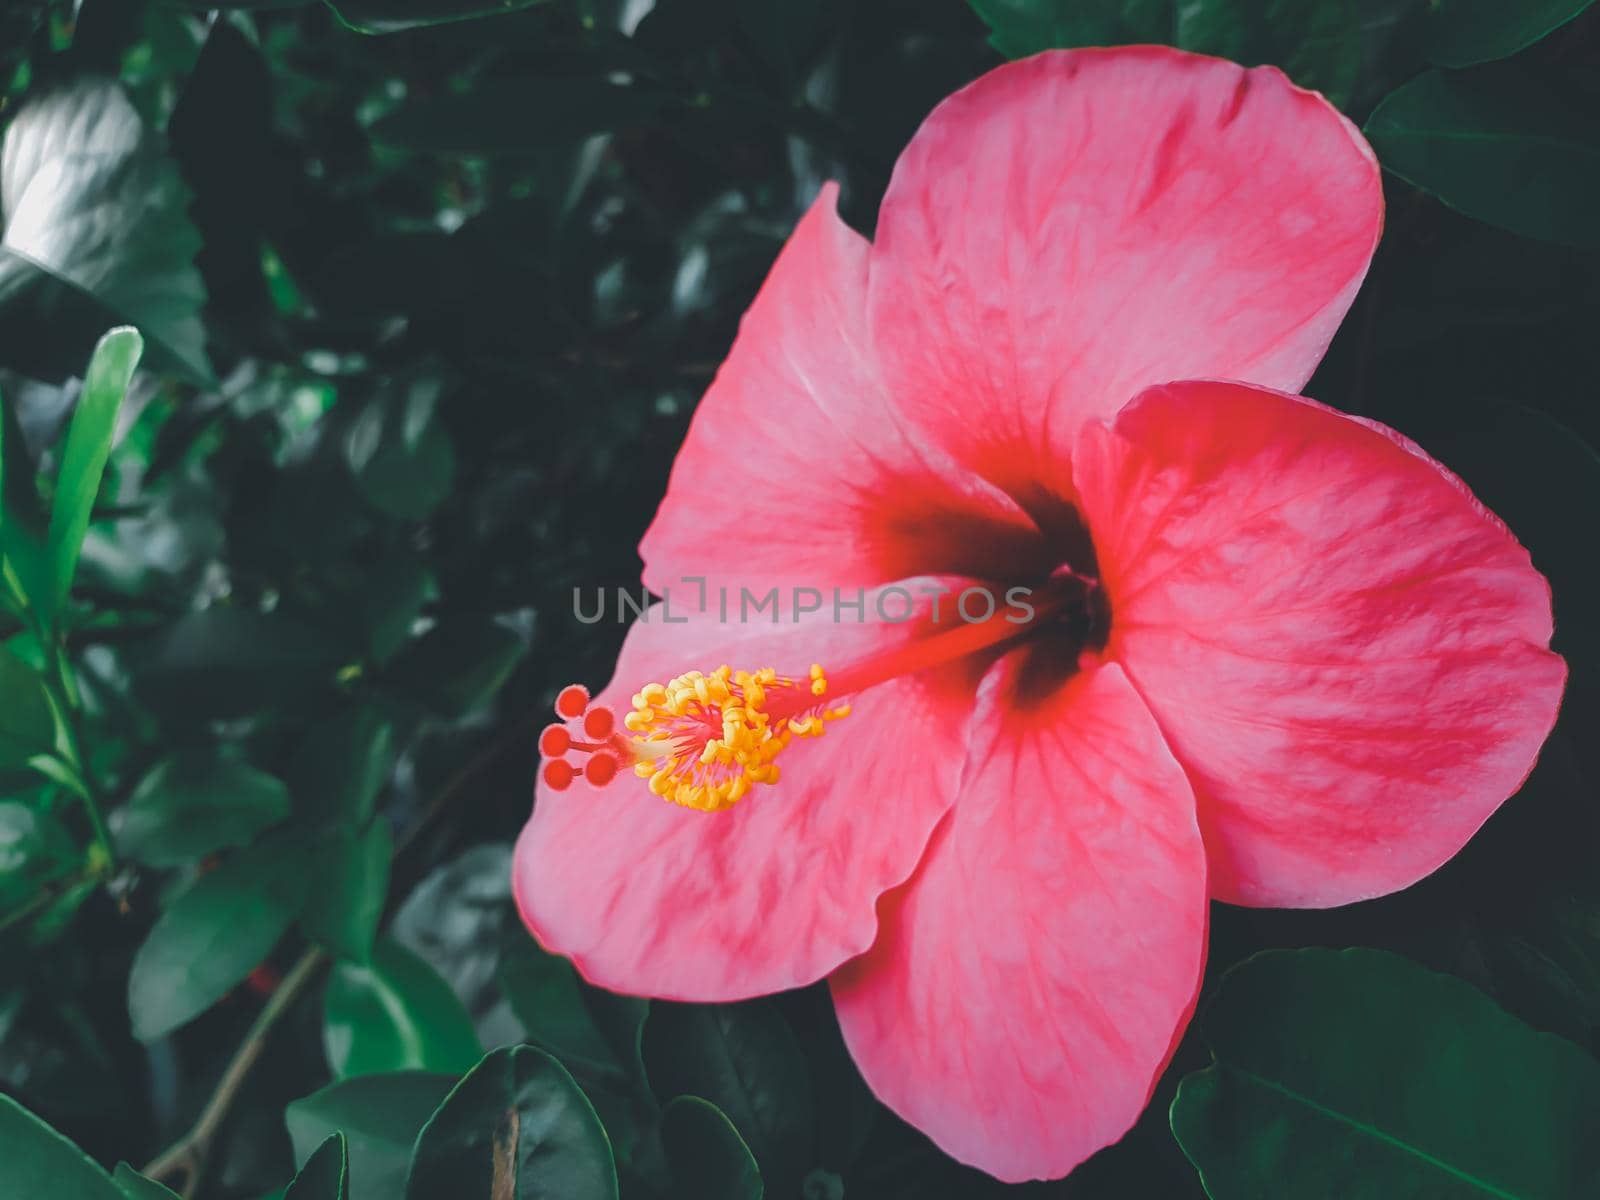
[{"x1": 514, "y1": 46, "x2": 1565, "y2": 1181}]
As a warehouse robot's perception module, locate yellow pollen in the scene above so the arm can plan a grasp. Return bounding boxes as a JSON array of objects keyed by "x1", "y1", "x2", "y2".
[{"x1": 623, "y1": 664, "x2": 849, "y2": 812}]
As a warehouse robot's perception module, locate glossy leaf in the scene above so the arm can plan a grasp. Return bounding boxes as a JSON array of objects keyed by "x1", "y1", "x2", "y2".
[
  {"x1": 1171, "y1": 948, "x2": 1600, "y2": 1198},
  {"x1": 388, "y1": 842, "x2": 516, "y2": 1034},
  {"x1": 404, "y1": 1045, "x2": 619, "y2": 1200},
  {"x1": 1366, "y1": 68, "x2": 1600, "y2": 247},
  {"x1": 116, "y1": 751, "x2": 292, "y2": 867},
  {"x1": 302, "y1": 822, "x2": 392, "y2": 963},
  {"x1": 1428, "y1": 0, "x2": 1596, "y2": 67},
  {"x1": 45, "y1": 326, "x2": 141, "y2": 622},
  {"x1": 322, "y1": 937, "x2": 482, "y2": 1078},
  {"x1": 286, "y1": 1072, "x2": 456, "y2": 1200},
  {"x1": 0, "y1": 80, "x2": 210, "y2": 382},
  {"x1": 110, "y1": 1164, "x2": 181, "y2": 1200},
  {"x1": 0, "y1": 644, "x2": 55, "y2": 770},
  {"x1": 329, "y1": 0, "x2": 552, "y2": 34},
  {"x1": 643, "y1": 1002, "x2": 813, "y2": 1188},
  {"x1": 661, "y1": 1096, "x2": 764, "y2": 1200},
  {"x1": 0, "y1": 1092, "x2": 123, "y2": 1199},
  {"x1": 127, "y1": 840, "x2": 305, "y2": 1040},
  {"x1": 285, "y1": 1133, "x2": 349, "y2": 1200}
]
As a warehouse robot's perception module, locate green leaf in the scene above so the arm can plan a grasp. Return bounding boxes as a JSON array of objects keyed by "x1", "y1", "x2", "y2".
[
  {"x1": 0, "y1": 800, "x2": 78, "y2": 907},
  {"x1": 404, "y1": 1045, "x2": 619, "y2": 1200},
  {"x1": 382, "y1": 619, "x2": 526, "y2": 716},
  {"x1": 363, "y1": 555, "x2": 435, "y2": 664},
  {"x1": 288, "y1": 705, "x2": 394, "y2": 828},
  {"x1": 1170, "y1": 947, "x2": 1600, "y2": 1199},
  {"x1": 327, "y1": 0, "x2": 552, "y2": 34},
  {"x1": 0, "y1": 79, "x2": 211, "y2": 383},
  {"x1": 285, "y1": 1133, "x2": 349, "y2": 1200},
  {"x1": 0, "y1": 1092, "x2": 123, "y2": 1198},
  {"x1": 117, "y1": 751, "x2": 292, "y2": 868},
  {"x1": 127, "y1": 840, "x2": 305, "y2": 1041},
  {"x1": 1173, "y1": 0, "x2": 1364, "y2": 108},
  {"x1": 966, "y1": 0, "x2": 1169, "y2": 58},
  {"x1": 661, "y1": 1096, "x2": 763, "y2": 1200},
  {"x1": 0, "y1": 644, "x2": 56, "y2": 770},
  {"x1": 302, "y1": 822, "x2": 392, "y2": 963},
  {"x1": 323, "y1": 937, "x2": 482, "y2": 1079},
  {"x1": 643, "y1": 1002, "x2": 813, "y2": 1188},
  {"x1": 1428, "y1": 0, "x2": 1596, "y2": 67},
  {"x1": 286, "y1": 1072, "x2": 456, "y2": 1200},
  {"x1": 1365, "y1": 68, "x2": 1600, "y2": 247},
  {"x1": 43, "y1": 326, "x2": 141, "y2": 623},
  {"x1": 342, "y1": 383, "x2": 455, "y2": 520},
  {"x1": 498, "y1": 939, "x2": 626, "y2": 1071},
  {"x1": 388, "y1": 842, "x2": 516, "y2": 1033},
  {"x1": 111, "y1": 1163, "x2": 181, "y2": 1200},
  {"x1": 137, "y1": 608, "x2": 343, "y2": 718}
]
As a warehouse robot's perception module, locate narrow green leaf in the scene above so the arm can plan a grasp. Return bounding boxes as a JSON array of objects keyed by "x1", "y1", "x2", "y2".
[
  {"x1": 661, "y1": 1096, "x2": 763, "y2": 1200},
  {"x1": 0, "y1": 644, "x2": 56, "y2": 770},
  {"x1": 1428, "y1": 0, "x2": 1596, "y2": 67},
  {"x1": 117, "y1": 751, "x2": 292, "y2": 867},
  {"x1": 404, "y1": 1045, "x2": 618, "y2": 1200},
  {"x1": 127, "y1": 840, "x2": 305, "y2": 1040},
  {"x1": 111, "y1": 1163, "x2": 181, "y2": 1200},
  {"x1": 44, "y1": 326, "x2": 141, "y2": 622},
  {"x1": 322, "y1": 937, "x2": 482, "y2": 1079},
  {"x1": 327, "y1": 0, "x2": 551, "y2": 34},
  {"x1": 0, "y1": 1092, "x2": 123, "y2": 1199},
  {"x1": 285, "y1": 1133, "x2": 349, "y2": 1200},
  {"x1": 302, "y1": 822, "x2": 392, "y2": 963},
  {"x1": 643, "y1": 1002, "x2": 813, "y2": 1189},
  {"x1": 1365, "y1": 68, "x2": 1600, "y2": 247},
  {"x1": 1170, "y1": 947, "x2": 1600, "y2": 1199},
  {"x1": 286, "y1": 1072, "x2": 456, "y2": 1200},
  {"x1": 0, "y1": 80, "x2": 211, "y2": 383}
]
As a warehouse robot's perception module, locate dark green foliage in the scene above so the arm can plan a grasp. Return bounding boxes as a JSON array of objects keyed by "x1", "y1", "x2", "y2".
[
  {"x1": 1172, "y1": 949, "x2": 1600, "y2": 1197},
  {"x1": 0, "y1": 1, "x2": 1596, "y2": 1198}
]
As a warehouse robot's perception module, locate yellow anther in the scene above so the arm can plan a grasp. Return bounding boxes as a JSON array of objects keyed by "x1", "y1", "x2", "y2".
[{"x1": 616, "y1": 663, "x2": 846, "y2": 812}]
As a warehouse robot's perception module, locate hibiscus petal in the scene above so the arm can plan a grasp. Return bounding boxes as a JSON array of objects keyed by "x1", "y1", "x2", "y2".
[
  {"x1": 514, "y1": 583, "x2": 978, "y2": 1001},
  {"x1": 1072, "y1": 380, "x2": 1567, "y2": 907},
  {"x1": 868, "y1": 47, "x2": 1382, "y2": 497},
  {"x1": 831, "y1": 662, "x2": 1207, "y2": 1182},
  {"x1": 637, "y1": 184, "x2": 1049, "y2": 596}
]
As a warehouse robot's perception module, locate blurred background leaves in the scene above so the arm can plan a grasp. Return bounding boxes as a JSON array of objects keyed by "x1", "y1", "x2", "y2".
[{"x1": 0, "y1": 0, "x2": 1596, "y2": 1198}]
